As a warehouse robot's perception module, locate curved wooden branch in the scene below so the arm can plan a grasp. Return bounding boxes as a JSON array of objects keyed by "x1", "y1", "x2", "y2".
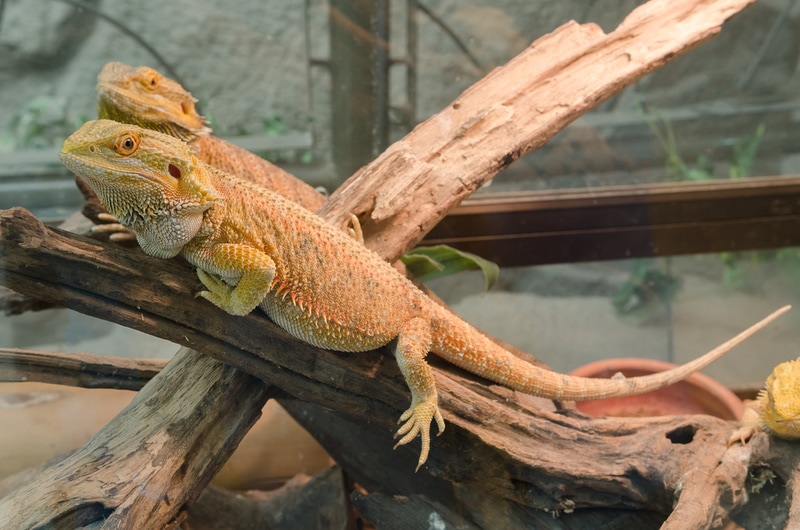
[
  {"x1": 0, "y1": 207, "x2": 790, "y2": 527},
  {"x1": 0, "y1": 347, "x2": 164, "y2": 390},
  {"x1": 320, "y1": 0, "x2": 758, "y2": 261}
]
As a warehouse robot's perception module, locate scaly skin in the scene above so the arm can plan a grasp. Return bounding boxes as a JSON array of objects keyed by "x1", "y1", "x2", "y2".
[
  {"x1": 60, "y1": 120, "x2": 790, "y2": 470},
  {"x1": 730, "y1": 359, "x2": 800, "y2": 445},
  {"x1": 96, "y1": 61, "x2": 325, "y2": 210}
]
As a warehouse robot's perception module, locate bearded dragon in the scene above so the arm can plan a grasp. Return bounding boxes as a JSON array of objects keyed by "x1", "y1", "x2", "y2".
[
  {"x1": 59, "y1": 120, "x2": 790, "y2": 470},
  {"x1": 729, "y1": 359, "x2": 800, "y2": 445},
  {"x1": 87, "y1": 62, "x2": 324, "y2": 239}
]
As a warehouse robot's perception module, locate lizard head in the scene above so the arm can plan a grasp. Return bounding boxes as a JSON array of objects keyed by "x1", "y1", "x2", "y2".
[
  {"x1": 97, "y1": 62, "x2": 210, "y2": 142},
  {"x1": 761, "y1": 359, "x2": 800, "y2": 439},
  {"x1": 60, "y1": 119, "x2": 218, "y2": 258}
]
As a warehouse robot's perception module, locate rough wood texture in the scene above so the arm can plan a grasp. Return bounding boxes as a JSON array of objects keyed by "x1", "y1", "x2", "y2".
[
  {"x1": 0, "y1": 211, "x2": 790, "y2": 527},
  {"x1": 183, "y1": 468, "x2": 348, "y2": 530},
  {"x1": 0, "y1": 347, "x2": 272, "y2": 529},
  {"x1": 319, "y1": 0, "x2": 758, "y2": 261},
  {"x1": 0, "y1": 347, "x2": 164, "y2": 390},
  {"x1": 0, "y1": 0, "x2": 775, "y2": 528}
]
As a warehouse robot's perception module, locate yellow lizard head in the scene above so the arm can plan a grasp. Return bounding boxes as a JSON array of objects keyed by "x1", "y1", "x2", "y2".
[
  {"x1": 60, "y1": 119, "x2": 218, "y2": 258},
  {"x1": 97, "y1": 62, "x2": 210, "y2": 141},
  {"x1": 760, "y1": 358, "x2": 800, "y2": 440}
]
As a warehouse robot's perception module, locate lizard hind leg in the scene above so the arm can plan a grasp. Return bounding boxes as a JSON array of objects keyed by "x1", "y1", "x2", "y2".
[{"x1": 392, "y1": 317, "x2": 445, "y2": 471}]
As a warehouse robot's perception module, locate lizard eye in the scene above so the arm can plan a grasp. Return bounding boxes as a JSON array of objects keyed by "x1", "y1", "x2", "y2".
[
  {"x1": 142, "y1": 71, "x2": 160, "y2": 89},
  {"x1": 115, "y1": 133, "x2": 139, "y2": 155},
  {"x1": 168, "y1": 163, "x2": 182, "y2": 179}
]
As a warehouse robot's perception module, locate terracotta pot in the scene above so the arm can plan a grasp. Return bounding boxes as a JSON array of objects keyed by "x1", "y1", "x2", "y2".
[{"x1": 569, "y1": 358, "x2": 744, "y2": 420}]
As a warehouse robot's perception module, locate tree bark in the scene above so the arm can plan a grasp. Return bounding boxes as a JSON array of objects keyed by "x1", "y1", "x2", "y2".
[
  {"x1": 0, "y1": 346, "x2": 271, "y2": 529},
  {"x1": 0, "y1": 0, "x2": 777, "y2": 528}
]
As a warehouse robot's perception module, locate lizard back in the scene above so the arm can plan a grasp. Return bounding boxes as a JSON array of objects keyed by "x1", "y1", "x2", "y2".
[{"x1": 194, "y1": 167, "x2": 424, "y2": 351}]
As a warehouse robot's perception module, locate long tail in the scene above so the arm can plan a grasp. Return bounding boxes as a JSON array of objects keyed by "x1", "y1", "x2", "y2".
[{"x1": 430, "y1": 304, "x2": 790, "y2": 401}]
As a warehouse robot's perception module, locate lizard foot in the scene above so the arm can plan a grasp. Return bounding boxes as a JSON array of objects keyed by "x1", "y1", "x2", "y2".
[
  {"x1": 728, "y1": 425, "x2": 758, "y2": 446},
  {"x1": 90, "y1": 217, "x2": 137, "y2": 242},
  {"x1": 195, "y1": 268, "x2": 239, "y2": 314},
  {"x1": 393, "y1": 397, "x2": 445, "y2": 471}
]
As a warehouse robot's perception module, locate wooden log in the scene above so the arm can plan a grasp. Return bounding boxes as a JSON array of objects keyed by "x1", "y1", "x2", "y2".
[
  {"x1": 0, "y1": 208, "x2": 790, "y2": 527},
  {"x1": 0, "y1": 380, "x2": 330, "y2": 490},
  {"x1": 0, "y1": 347, "x2": 271, "y2": 529},
  {"x1": 183, "y1": 468, "x2": 348, "y2": 530},
  {"x1": 0, "y1": 455, "x2": 345, "y2": 530},
  {"x1": 0, "y1": 348, "x2": 163, "y2": 390}
]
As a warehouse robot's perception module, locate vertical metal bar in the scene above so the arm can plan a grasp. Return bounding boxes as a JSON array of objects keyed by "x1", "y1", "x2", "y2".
[
  {"x1": 406, "y1": 0, "x2": 418, "y2": 129},
  {"x1": 373, "y1": 0, "x2": 390, "y2": 156},
  {"x1": 328, "y1": 0, "x2": 390, "y2": 180}
]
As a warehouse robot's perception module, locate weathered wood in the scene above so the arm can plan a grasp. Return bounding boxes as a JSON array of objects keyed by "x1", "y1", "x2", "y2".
[
  {"x1": 0, "y1": 209, "x2": 791, "y2": 528},
  {"x1": 0, "y1": 347, "x2": 164, "y2": 390},
  {"x1": 0, "y1": 347, "x2": 271, "y2": 529},
  {"x1": 184, "y1": 468, "x2": 348, "y2": 530},
  {"x1": 320, "y1": 0, "x2": 758, "y2": 262}
]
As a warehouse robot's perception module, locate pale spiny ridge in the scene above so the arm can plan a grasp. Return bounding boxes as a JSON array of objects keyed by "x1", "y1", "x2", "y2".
[{"x1": 429, "y1": 302, "x2": 791, "y2": 400}]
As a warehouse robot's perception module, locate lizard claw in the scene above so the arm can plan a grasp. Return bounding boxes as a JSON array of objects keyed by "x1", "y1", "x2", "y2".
[
  {"x1": 195, "y1": 268, "x2": 233, "y2": 309},
  {"x1": 728, "y1": 426, "x2": 757, "y2": 446},
  {"x1": 393, "y1": 398, "x2": 445, "y2": 471}
]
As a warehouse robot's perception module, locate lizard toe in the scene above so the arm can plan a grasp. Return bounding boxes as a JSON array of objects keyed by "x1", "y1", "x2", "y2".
[{"x1": 392, "y1": 399, "x2": 442, "y2": 471}]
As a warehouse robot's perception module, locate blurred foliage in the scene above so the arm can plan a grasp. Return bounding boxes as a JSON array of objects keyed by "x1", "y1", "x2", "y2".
[
  {"x1": 612, "y1": 259, "x2": 681, "y2": 325},
  {"x1": 261, "y1": 114, "x2": 314, "y2": 165},
  {"x1": 0, "y1": 95, "x2": 88, "y2": 151},
  {"x1": 639, "y1": 106, "x2": 765, "y2": 182}
]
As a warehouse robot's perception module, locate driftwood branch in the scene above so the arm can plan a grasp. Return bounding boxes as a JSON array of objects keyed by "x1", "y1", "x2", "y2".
[
  {"x1": 0, "y1": 347, "x2": 164, "y2": 390},
  {"x1": 320, "y1": 0, "x2": 758, "y2": 261},
  {"x1": 2, "y1": 343, "x2": 794, "y2": 529},
  {"x1": 0, "y1": 210, "x2": 789, "y2": 526},
  {"x1": 0, "y1": 0, "x2": 777, "y2": 528},
  {"x1": 0, "y1": 346, "x2": 271, "y2": 529}
]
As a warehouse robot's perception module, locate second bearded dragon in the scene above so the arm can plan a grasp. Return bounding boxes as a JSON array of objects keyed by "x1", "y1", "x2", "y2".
[{"x1": 60, "y1": 120, "x2": 790, "y2": 470}]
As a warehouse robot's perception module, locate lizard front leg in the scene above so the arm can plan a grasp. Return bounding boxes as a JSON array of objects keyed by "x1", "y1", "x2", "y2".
[
  {"x1": 392, "y1": 317, "x2": 445, "y2": 471},
  {"x1": 192, "y1": 243, "x2": 276, "y2": 316}
]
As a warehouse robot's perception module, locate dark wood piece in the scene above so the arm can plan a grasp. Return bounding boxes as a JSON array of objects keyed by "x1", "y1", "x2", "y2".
[
  {"x1": 183, "y1": 468, "x2": 349, "y2": 530},
  {"x1": 423, "y1": 176, "x2": 800, "y2": 267},
  {"x1": 0, "y1": 347, "x2": 164, "y2": 390}
]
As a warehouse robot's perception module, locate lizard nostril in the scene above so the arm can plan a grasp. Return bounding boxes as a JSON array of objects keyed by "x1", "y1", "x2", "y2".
[{"x1": 89, "y1": 146, "x2": 97, "y2": 153}]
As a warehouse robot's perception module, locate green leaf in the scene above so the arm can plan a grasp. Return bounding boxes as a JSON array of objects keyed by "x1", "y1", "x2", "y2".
[{"x1": 401, "y1": 245, "x2": 499, "y2": 290}]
